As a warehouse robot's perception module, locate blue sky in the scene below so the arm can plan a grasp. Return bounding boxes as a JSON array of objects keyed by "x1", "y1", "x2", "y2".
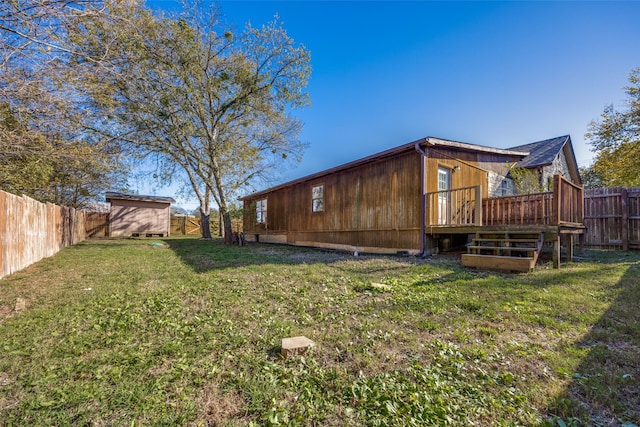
[{"x1": 145, "y1": 1, "x2": 640, "y2": 210}]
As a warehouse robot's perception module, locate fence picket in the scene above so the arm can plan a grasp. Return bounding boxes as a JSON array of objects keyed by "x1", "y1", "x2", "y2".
[
  {"x1": 0, "y1": 190, "x2": 88, "y2": 279},
  {"x1": 584, "y1": 187, "x2": 640, "y2": 249}
]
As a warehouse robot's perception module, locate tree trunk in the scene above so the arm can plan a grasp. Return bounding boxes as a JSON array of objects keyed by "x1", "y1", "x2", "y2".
[
  {"x1": 222, "y1": 210, "x2": 233, "y2": 244},
  {"x1": 200, "y1": 209, "x2": 212, "y2": 239}
]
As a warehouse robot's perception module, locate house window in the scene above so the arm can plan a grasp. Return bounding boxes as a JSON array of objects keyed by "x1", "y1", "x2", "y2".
[
  {"x1": 500, "y1": 179, "x2": 509, "y2": 196},
  {"x1": 312, "y1": 185, "x2": 324, "y2": 212},
  {"x1": 256, "y1": 199, "x2": 267, "y2": 223}
]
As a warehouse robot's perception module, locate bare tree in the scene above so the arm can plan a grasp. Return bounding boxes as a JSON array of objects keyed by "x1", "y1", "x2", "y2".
[
  {"x1": 76, "y1": 4, "x2": 310, "y2": 240},
  {"x1": 0, "y1": 0, "x2": 129, "y2": 207}
]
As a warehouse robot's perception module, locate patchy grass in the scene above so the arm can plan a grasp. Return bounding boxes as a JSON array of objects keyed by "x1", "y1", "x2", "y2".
[{"x1": 0, "y1": 238, "x2": 638, "y2": 426}]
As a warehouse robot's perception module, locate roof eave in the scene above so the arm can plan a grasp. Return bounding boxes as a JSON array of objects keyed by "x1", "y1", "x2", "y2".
[
  {"x1": 240, "y1": 136, "x2": 531, "y2": 201},
  {"x1": 105, "y1": 192, "x2": 176, "y2": 204},
  {"x1": 240, "y1": 137, "x2": 429, "y2": 200}
]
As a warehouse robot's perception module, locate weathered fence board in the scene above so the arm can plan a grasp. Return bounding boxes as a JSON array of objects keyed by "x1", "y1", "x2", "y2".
[
  {"x1": 170, "y1": 216, "x2": 243, "y2": 237},
  {"x1": 584, "y1": 187, "x2": 640, "y2": 249},
  {"x1": 85, "y1": 212, "x2": 110, "y2": 238},
  {"x1": 0, "y1": 190, "x2": 87, "y2": 279}
]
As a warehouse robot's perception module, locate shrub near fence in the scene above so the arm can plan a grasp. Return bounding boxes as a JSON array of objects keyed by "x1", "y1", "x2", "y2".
[{"x1": 0, "y1": 190, "x2": 87, "y2": 279}]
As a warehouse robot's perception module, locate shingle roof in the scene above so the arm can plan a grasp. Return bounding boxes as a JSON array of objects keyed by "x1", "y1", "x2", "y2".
[
  {"x1": 429, "y1": 137, "x2": 528, "y2": 156},
  {"x1": 105, "y1": 192, "x2": 175, "y2": 204},
  {"x1": 508, "y1": 135, "x2": 570, "y2": 168}
]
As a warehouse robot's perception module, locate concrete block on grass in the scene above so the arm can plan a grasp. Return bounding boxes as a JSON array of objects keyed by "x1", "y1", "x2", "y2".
[
  {"x1": 14, "y1": 298, "x2": 26, "y2": 312},
  {"x1": 281, "y1": 336, "x2": 314, "y2": 358}
]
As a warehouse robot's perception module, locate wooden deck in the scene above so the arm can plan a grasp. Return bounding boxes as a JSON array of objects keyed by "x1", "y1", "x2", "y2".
[{"x1": 425, "y1": 175, "x2": 585, "y2": 269}]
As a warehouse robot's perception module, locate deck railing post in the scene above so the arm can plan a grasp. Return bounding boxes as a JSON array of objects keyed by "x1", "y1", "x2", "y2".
[
  {"x1": 475, "y1": 185, "x2": 483, "y2": 226},
  {"x1": 577, "y1": 183, "x2": 584, "y2": 225},
  {"x1": 553, "y1": 175, "x2": 561, "y2": 225},
  {"x1": 425, "y1": 193, "x2": 430, "y2": 226}
]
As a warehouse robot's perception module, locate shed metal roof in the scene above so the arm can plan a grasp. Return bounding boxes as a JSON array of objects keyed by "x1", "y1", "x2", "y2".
[{"x1": 105, "y1": 192, "x2": 176, "y2": 204}]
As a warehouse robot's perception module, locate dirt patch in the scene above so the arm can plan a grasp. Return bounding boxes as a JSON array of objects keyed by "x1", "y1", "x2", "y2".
[
  {"x1": 0, "y1": 373, "x2": 19, "y2": 412},
  {"x1": 192, "y1": 383, "x2": 249, "y2": 426},
  {"x1": 0, "y1": 304, "x2": 12, "y2": 321},
  {"x1": 0, "y1": 372, "x2": 13, "y2": 387}
]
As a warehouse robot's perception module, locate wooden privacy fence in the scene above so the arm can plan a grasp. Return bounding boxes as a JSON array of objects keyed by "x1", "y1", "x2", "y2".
[
  {"x1": 584, "y1": 187, "x2": 640, "y2": 250},
  {"x1": 85, "y1": 212, "x2": 109, "y2": 237},
  {"x1": 170, "y1": 216, "x2": 202, "y2": 235},
  {"x1": 81, "y1": 214, "x2": 245, "y2": 238},
  {"x1": 0, "y1": 190, "x2": 86, "y2": 280},
  {"x1": 170, "y1": 216, "x2": 243, "y2": 237}
]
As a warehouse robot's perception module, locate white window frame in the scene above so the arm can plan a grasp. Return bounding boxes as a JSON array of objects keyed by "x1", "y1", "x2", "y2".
[
  {"x1": 312, "y1": 184, "x2": 324, "y2": 212},
  {"x1": 437, "y1": 167, "x2": 451, "y2": 225},
  {"x1": 500, "y1": 179, "x2": 509, "y2": 196},
  {"x1": 256, "y1": 199, "x2": 267, "y2": 224}
]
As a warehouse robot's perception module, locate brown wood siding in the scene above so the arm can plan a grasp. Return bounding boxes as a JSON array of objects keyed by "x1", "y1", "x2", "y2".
[
  {"x1": 425, "y1": 147, "x2": 489, "y2": 197},
  {"x1": 109, "y1": 200, "x2": 171, "y2": 237},
  {"x1": 244, "y1": 150, "x2": 423, "y2": 251}
]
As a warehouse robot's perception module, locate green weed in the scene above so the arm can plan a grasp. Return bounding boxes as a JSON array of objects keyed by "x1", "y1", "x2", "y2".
[{"x1": 0, "y1": 239, "x2": 638, "y2": 425}]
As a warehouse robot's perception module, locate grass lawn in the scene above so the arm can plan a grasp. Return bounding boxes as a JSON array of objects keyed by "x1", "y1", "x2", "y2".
[{"x1": 0, "y1": 238, "x2": 639, "y2": 426}]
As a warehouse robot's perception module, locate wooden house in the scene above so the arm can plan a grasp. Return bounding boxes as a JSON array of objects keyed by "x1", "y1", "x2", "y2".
[
  {"x1": 241, "y1": 135, "x2": 585, "y2": 271},
  {"x1": 106, "y1": 192, "x2": 175, "y2": 237}
]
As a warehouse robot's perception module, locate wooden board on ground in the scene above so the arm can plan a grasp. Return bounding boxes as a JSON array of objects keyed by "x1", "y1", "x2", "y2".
[{"x1": 461, "y1": 253, "x2": 536, "y2": 273}]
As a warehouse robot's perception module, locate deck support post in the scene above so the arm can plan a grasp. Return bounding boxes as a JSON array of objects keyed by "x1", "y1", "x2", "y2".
[
  {"x1": 567, "y1": 234, "x2": 574, "y2": 262},
  {"x1": 552, "y1": 234, "x2": 561, "y2": 268}
]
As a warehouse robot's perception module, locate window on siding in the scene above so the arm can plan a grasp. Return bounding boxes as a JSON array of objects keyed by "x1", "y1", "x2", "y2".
[
  {"x1": 500, "y1": 179, "x2": 509, "y2": 196},
  {"x1": 256, "y1": 199, "x2": 267, "y2": 223},
  {"x1": 312, "y1": 185, "x2": 324, "y2": 212}
]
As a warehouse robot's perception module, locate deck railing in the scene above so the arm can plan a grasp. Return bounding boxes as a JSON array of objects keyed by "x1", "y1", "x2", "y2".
[
  {"x1": 554, "y1": 175, "x2": 584, "y2": 225},
  {"x1": 483, "y1": 191, "x2": 554, "y2": 225},
  {"x1": 425, "y1": 185, "x2": 483, "y2": 226},
  {"x1": 426, "y1": 175, "x2": 584, "y2": 227}
]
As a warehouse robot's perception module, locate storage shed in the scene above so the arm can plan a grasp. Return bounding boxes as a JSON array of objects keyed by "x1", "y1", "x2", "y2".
[{"x1": 105, "y1": 192, "x2": 176, "y2": 237}]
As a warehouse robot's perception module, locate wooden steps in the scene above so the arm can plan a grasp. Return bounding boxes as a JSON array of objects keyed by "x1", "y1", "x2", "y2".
[{"x1": 461, "y1": 231, "x2": 544, "y2": 273}]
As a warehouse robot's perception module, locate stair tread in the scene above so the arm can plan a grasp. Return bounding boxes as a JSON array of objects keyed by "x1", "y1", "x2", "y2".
[
  {"x1": 468, "y1": 246, "x2": 535, "y2": 251},
  {"x1": 472, "y1": 238, "x2": 540, "y2": 243},
  {"x1": 463, "y1": 253, "x2": 535, "y2": 260}
]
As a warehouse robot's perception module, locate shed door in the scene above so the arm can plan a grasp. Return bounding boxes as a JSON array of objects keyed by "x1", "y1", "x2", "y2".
[{"x1": 437, "y1": 167, "x2": 451, "y2": 225}]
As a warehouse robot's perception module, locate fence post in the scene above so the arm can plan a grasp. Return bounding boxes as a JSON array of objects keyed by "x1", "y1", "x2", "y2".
[{"x1": 621, "y1": 187, "x2": 629, "y2": 251}]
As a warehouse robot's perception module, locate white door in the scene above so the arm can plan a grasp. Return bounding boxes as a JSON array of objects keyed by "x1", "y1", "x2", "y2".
[{"x1": 437, "y1": 167, "x2": 451, "y2": 225}]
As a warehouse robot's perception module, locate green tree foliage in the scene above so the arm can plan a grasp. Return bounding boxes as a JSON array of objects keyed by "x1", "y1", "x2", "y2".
[
  {"x1": 75, "y1": 3, "x2": 311, "y2": 241},
  {"x1": 509, "y1": 167, "x2": 547, "y2": 195},
  {"x1": 578, "y1": 166, "x2": 604, "y2": 190},
  {"x1": 586, "y1": 67, "x2": 640, "y2": 187},
  {"x1": 0, "y1": 1, "x2": 129, "y2": 207}
]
